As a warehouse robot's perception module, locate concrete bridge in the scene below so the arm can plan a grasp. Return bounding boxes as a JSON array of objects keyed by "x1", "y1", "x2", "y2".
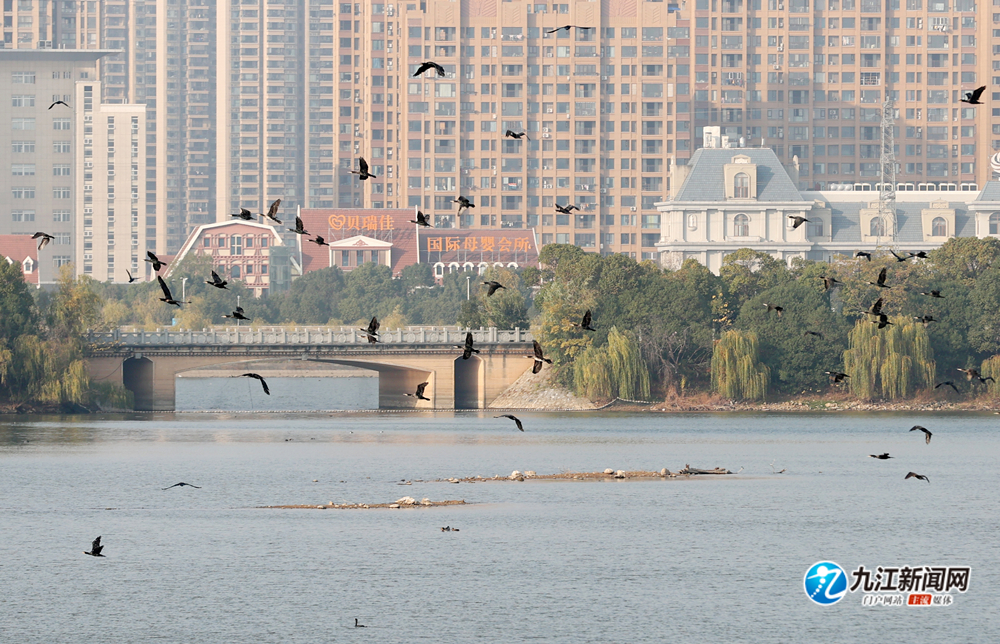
[{"x1": 84, "y1": 327, "x2": 535, "y2": 411}]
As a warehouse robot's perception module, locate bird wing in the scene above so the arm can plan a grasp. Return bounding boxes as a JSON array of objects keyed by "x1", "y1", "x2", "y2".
[
  {"x1": 359, "y1": 157, "x2": 369, "y2": 174},
  {"x1": 582, "y1": 310, "x2": 592, "y2": 328},
  {"x1": 513, "y1": 417, "x2": 524, "y2": 431},
  {"x1": 871, "y1": 297, "x2": 883, "y2": 315},
  {"x1": 972, "y1": 86, "x2": 986, "y2": 101},
  {"x1": 505, "y1": 130, "x2": 515, "y2": 137},
  {"x1": 126, "y1": 269, "x2": 134, "y2": 280},
  {"x1": 259, "y1": 377, "x2": 270, "y2": 395},
  {"x1": 532, "y1": 360, "x2": 543, "y2": 374},
  {"x1": 267, "y1": 199, "x2": 281, "y2": 218},
  {"x1": 877, "y1": 267, "x2": 887, "y2": 284},
  {"x1": 91, "y1": 536, "x2": 102, "y2": 554},
  {"x1": 415, "y1": 382, "x2": 428, "y2": 397},
  {"x1": 371, "y1": 316, "x2": 380, "y2": 334},
  {"x1": 156, "y1": 276, "x2": 173, "y2": 300},
  {"x1": 211, "y1": 270, "x2": 221, "y2": 283},
  {"x1": 147, "y1": 251, "x2": 158, "y2": 263},
  {"x1": 432, "y1": 62, "x2": 445, "y2": 75},
  {"x1": 533, "y1": 340, "x2": 544, "y2": 359},
  {"x1": 414, "y1": 62, "x2": 430, "y2": 76},
  {"x1": 465, "y1": 331, "x2": 474, "y2": 348},
  {"x1": 925, "y1": 431, "x2": 932, "y2": 444}
]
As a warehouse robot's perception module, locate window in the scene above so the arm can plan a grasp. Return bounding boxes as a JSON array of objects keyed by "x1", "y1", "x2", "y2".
[
  {"x1": 870, "y1": 217, "x2": 886, "y2": 237},
  {"x1": 931, "y1": 217, "x2": 947, "y2": 237},
  {"x1": 53, "y1": 141, "x2": 71, "y2": 153},
  {"x1": 11, "y1": 209, "x2": 35, "y2": 222},
  {"x1": 12, "y1": 141, "x2": 35, "y2": 153},
  {"x1": 12, "y1": 72, "x2": 36, "y2": 84},
  {"x1": 53, "y1": 187, "x2": 71, "y2": 199},
  {"x1": 52, "y1": 118, "x2": 71, "y2": 130},
  {"x1": 733, "y1": 172, "x2": 750, "y2": 198},
  {"x1": 11, "y1": 164, "x2": 35, "y2": 176},
  {"x1": 990, "y1": 213, "x2": 1000, "y2": 235},
  {"x1": 11, "y1": 187, "x2": 35, "y2": 199},
  {"x1": 687, "y1": 214, "x2": 698, "y2": 230},
  {"x1": 53, "y1": 210, "x2": 71, "y2": 222},
  {"x1": 11, "y1": 95, "x2": 35, "y2": 107},
  {"x1": 734, "y1": 213, "x2": 750, "y2": 236},
  {"x1": 52, "y1": 164, "x2": 71, "y2": 176},
  {"x1": 12, "y1": 118, "x2": 35, "y2": 130}
]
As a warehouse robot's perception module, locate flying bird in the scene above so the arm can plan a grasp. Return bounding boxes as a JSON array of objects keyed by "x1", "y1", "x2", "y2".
[
  {"x1": 867, "y1": 297, "x2": 884, "y2": 316},
  {"x1": 205, "y1": 270, "x2": 229, "y2": 289},
  {"x1": 453, "y1": 195, "x2": 475, "y2": 215},
  {"x1": 763, "y1": 303, "x2": 783, "y2": 317},
  {"x1": 360, "y1": 316, "x2": 380, "y2": 343},
  {"x1": 84, "y1": 536, "x2": 105, "y2": 557},
  {"x1": 410, "y1": 210, "x2": 432, "y2": 227},
  {"x1": 156, "y1": 276, "x2": 187, "y2": 307},
  {"x1": 546, "y1": 25, "x2": 592, "y2": 33},
  {"x1": 261, "y1": 198, "x2": 282, "y2": 224},
  {"x1": 960, "y1": 85, "x2": 986, "y2": 105},
  {"x1": 855, "y1": 251, "x2": 872, "y2": 261},
  {"x1": 413, "y1": 61, "x2": 446, "y2": 77},
  {"x1": 869, "y1": 453, "x2": 893, "y2": 460},
  {"x1": 908, "y1": 251, "x2": 929, "y2": 259},
  {"x1": 872, "y1": 313, "x2": 893, "y2": 329},
  {"x1": 49, "y1": 100, "x2": 70, "y2": 109},
  {"x1": 530, "y1": 340, "x2": 552, "y2": 374},
  {"x1": 787, "y1": 215, "x2": 810, "y2": 229},
  {"x1": 920, "y1": 290, "x2": 944, "y2": 299},
  {"x1": 232, "y1": 207, "x2": 254, "y2": 221},
  {"x1": 223, "y1": 306, "x2": 249, "y2": 321},
  {"x1": 554, "y1": 203, "x2": 578, "y2": 214},
  {"x1": 404, "y1": 382, "x2": 431, "y2": 401},
  {"x1": 957, "y1": 367, "x2": 994, "y2": 383},
  {"x1": 804, "y1": 331, "x2": 824, "y2": 339},
  {"x1": 349, "y1": 157, "x2": 376, "y2": 180},
  {"x1": 889, "y1": 250, "x2": 910, "y2": 263},
  {"x1": 308, "y1": 235, "x2": 329, "y2": 246},
  {"x1": 573, "y1": 310, "x2": 596, "y2": 332},
  {"x1": 457, "y1": 331, "x2": 480, "y2": 360},
  {"x1": 504, "y1": 130, "x2": 529, "y2": 140},
  {"x1": 126, "y1": 269, "x2": 139, "y2": 284},
  {"x1": 905, "y1": 471, "x2": 930, "y2": 483},
  {"x1": 818, "y1": 276, "x2": 842, "y2": 291},
  {"x1": 909, "y1": 425, "x2": 932, "y2": 444},
  {"x1": 935, "y1": 381, "x2": 959, "y2": 393},
  {"x1": 236, "y1": 373, "x2": 270, "y2": 395},
  {"x1": 162, "y1": 482, "x2": 201, "y2": 490},
  {"x1": 914, "y1": 314, "x2": 937, "y2": 326},
  {"x1": 826, "y1": 371, "x2": 849, "y2": 383},
  {"x1": 482, "y1": 280, "x2": 506, "y2": 297},
  {"x1": 145, "y1": 251, "x2": 166, "y2": 271},
  {"x1": 287, "y1": 216, "x2": 309, "y2": 235},
  {"x1": 867, "y1": 267, "x2": 890, "y2": 289},
  {"x1": 494, "y1": 414, "x2": 524, "y2": 431},
  {"x1": 31, "y1": 232, "x2": 54, "y2": 250}
]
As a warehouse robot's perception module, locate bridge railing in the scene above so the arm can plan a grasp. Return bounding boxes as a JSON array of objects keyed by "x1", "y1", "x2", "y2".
[{"x1": 85, "y1": 326, "x2": 534, "y2": 347}]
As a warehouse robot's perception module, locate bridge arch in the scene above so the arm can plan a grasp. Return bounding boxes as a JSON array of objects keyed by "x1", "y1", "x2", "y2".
[
  {"x1": 122, "y1": 357, "x2": 154, "y2": 410},
  {"x1": 453, "y1": 355, "x2": 484, "y2": 409}
]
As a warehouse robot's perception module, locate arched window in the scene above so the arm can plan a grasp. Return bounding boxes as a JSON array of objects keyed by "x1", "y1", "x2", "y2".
[
  {"x1": 990, "y1": 213, "x2": 1000, "y2": 235},
  {"x1": 931, "y1": 217, "x2": 947, "y2": 237},
  {"x1": 734, "y1": 213, "x2": 750, "y2": 237},
  {"x1": 734, "y1": 172, "x2": 750, "y2": 198},
  {"x1": 687, "y1": 214, "x2": 698, "y2": 230},
  {"x1": 870, "y1": 217, "x2": 886, "y2": 237},
  {"x1": 434, "y1": 262, "x2": 445, "y2": 278}
]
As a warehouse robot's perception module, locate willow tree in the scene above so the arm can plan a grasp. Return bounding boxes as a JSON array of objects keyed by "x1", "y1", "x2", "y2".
[
  {"x1": 572, "y1": 327, "x2": 650, "y2": 401},
  {"x1": 843, "y1": 317, "x2": 935, "y2": 400},
  {"x1": 980, "y1": 355, "x2": 1000, "y2": 396},
  {"x1": 711, "y1": 330, "x2": 770, "y2": 401}
]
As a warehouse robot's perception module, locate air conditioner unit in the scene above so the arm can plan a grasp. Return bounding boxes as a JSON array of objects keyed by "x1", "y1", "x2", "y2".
[
  {"x1": 600, "y1": 188, "x2": 607, "y2": 193},
  {"x1": 542, "y1": 133, "x2": 551, "y2": 138},
  {"x1": 542, "y1": 127, "x2": 550, "y2": 132},
  {"x1": 777, "y1": 46, "x2": 784, "y2": 51},
  {"x1": 545, "y1": 108, "x2": 553, "y2": 113},
  {"x1": 630, "y1": 206, "x2": 637, "y2": 211},
  {"x1": 773, "y1": 65, "x2": 781, "y2": 70},
  {"x1": 601, "y1": 76, "x2": 608, "y2": 81},
  {"x1": 778, "y1": 3, "x2": 784, "y2": 7}
]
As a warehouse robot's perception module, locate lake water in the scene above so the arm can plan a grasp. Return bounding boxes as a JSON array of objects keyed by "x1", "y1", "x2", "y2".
[{"x1": 1, "y1": 412, "x2": 998, "y2": 643}]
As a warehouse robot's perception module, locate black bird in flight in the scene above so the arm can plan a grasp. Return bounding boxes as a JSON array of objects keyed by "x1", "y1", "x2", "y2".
[
  {"x1": 145, "y1": 251, "x2": 166, "y2": 271},
  {"x1": 404, "y1": 382, "x2": 431, "y2": 401},
  {"x1": 350, "y1": 157, "x2": 376, "y2": 181},
  {"x1": 288, "y1": 215, "x2": 309, "y2": 235},
  {"x1": 31, "y1": 231, "x2": 54, "y2": 250},
  {"x1": 914, "y1": 314, "x2": 937, "y2": 326},
  {"x1": 458, "y1": 331, "x2": 480, "y2": 360},
  {"x1": 826, "y1": 371, "x2": 849, "y2": 383},
  {"x1": 867, "y1": 266, "x2": 891, "y2": 289},
  {"x1": 126, "y1": 269, "x2": 139, "y2": 284},
  {"x1": 554, "y1": 203, "x2": 578, "y2": 214},
  {"x1": 957, "y1": 367, "x2": 994, "y2": 384},
  {"x1": 763, "y1": 303, "x2": 783, "y2": 317},
  {"x1": 163, "y1": 482, "x2": 201, "y2": 490},
  {"x1": 308, "y1": 235, "x2": 329, "y2": 246},
  {"x1": 573, "y1": 309, "x2": 597, "y2": 332},
  {"x1": 156, "y1": 276, "x2": 188, "y2": 307},
  {"x1": 889, "y1": 250, "x2": 910, "y2": 263},
  {"x1": 413, "y1": 61, "x2": 446, "y2": 77},
  {"x1": 909, "y1": 425, "x2": 932, "y2": 444},
  {"x1": 205, "y1": 270, "x2": 229, "y2": 290},
  {"x1": 453, "y1": 195, "x2": 475, "y2": 215},
  {"x1": 920, "y1": 289, "x2": 944, "y2": 299},
  {"x1": 360, "y1": 316, "x2": 380, "y2": 343},
  {"x1": 867, "y1": 297, "x2": 884, "y2": 317},
  {"x1": 546, "y1": 25, "x2": 592, "y2": 33},
  {"x1": 869, "y1": 453, "x2": 893, "y2": 460},
  {"x1": 232, "y1": 207, "x2": 254, "y2": 221},
  {"x1": 787, "y1": 215, "x2": 810, "y2": 229},
  {"x1": 236, "y1": 373, "x2": 270, "y2": 395},
  {"x1": 530, "y1": 340, "x2": 552, "y2": 374},
  {"x1": 905, "y1": 471, "x2": 930, "y2": 483},
  {"x1": 223, "y1": 306, "x2": 249, "y2": 321},
  {"x1": 855, "y1": 251, "x2": 872, "y2": 261},
  {"x1": 960, "y1": 85, "x2": 986, "y2": 105},
  {"x1": 504, "y1": 130, "x2": 530, "y2": 140},
  {"x1": 872, "y1": 313, "x2": 893, "y2": 329},
  {"x1": 261, "y1": 198, "x2": 282, "y2": 224},
  {"x1": 909, "y1": 251, "x2": 929, "y2": 259},
  {"x1": 804, "y1": 331, "x2": 824, "y2": 339},
  {"x1": 355, "y1": 619, "x2": 367, "y2": 628},
  {"x1": 935, "y1": 381, "x2": 959, "y2": 393},
  {"x1": 818, "y1": 276, "x2": 842, "y2": 291},
  {"x1": 49, "y1": 100, "x2": 70, "y2": 109},
  {"x1": 84, "y1": 536, "x2": 105, "y2": 557},
  {"x1": 483, "y1": 280, "x2": 506, "y2": 297},
  {"x1": 410, "y1": 210, "x2": 432, "y2": 227},
  {"x1": 494, "y1": 414, "x2": 524, "y2": 431}
]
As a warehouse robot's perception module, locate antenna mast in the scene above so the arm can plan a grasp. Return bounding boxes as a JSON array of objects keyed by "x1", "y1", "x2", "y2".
[{"x1": 879, "y1": 97, "x2": 897, "y2": 244}]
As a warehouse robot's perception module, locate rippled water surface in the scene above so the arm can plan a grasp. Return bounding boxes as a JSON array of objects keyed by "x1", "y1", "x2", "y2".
[{"x1": 1, "y1": 412, "x2": 998, "y2": 643}]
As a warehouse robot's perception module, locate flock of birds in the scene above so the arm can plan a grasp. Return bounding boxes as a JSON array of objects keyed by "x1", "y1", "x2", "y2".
[{"x1": 867, "y1": 424, "x2": 934, "y2": 483}]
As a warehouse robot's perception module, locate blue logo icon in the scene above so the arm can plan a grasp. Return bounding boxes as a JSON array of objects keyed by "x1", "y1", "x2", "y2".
[{"x1": 804, "y1": 561, "x2": 848, "y2": 605}]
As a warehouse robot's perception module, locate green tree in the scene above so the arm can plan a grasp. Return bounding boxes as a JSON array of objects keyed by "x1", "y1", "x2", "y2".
[
  {"x1": 711, "y1": 329, "x2": 770, "y2": 401},
  {"x1": 475, "y1": 266, "x2": 528, "y2": 328},
  {"x1": 278, "y1": 266, "x2": 345, "y2": 324},
  {"x1": 0, "y1": 258, "x2": 38, "y2": 343},
  {"x1": 843, "y1": 317, "x2": 935, "y2": 400},
  {"x1": 573, "y1": 327, "x2": 651, "y2": 401},
  {"x1": 927, "y1": 236, "x2": 1000, "y2": 284},
  {"x1": 338, "y1": 262, "x2": 404, "y2": 324},
  {"x1": 718, "y1": 248, "x2": 792, "y2": 309}
]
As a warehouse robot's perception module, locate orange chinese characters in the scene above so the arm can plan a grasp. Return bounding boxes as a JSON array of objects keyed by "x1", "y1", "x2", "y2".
[
  {"x1": 328, "y1": 214, "x2": 347, "y2": 230},
  {"x1": 480, "y1": 236, "x2": 495, "y2": 252},
  {"x1": 445, "y1": 237, "x2": 461, "y2": 251},
  {"x1": 379, "y1": 214, "x2": 395, "y2": 230},
  {"x1": 463, "y1": 236, "x2": 478, "y2": 251},
  {"x1": 514, "y1": 237, "x2": 532, "y2": 252},
  {"x1": 427, "y1": 237, "x2": 444, "y2": 252},
  {"x1": 362, "y1": 215, "x2": 379, "y2": 230},
  {"x1": 346, "y1": 215, "x2": 361, "y2": 229},
  {"x1": 498, "y1": 237, "x2": 512, "y2": 252}
]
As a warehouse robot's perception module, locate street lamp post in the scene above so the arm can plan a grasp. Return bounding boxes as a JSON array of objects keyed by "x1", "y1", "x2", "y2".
[
  {"x1": 236, "y1": 294, "x2": 241, "y2": 327},
  {"x1": 466, "y1": 275, "x2": 471, "y2": 300},
  {"x1": 181, "y1": 277, "x2": 188, "y2": 303}
]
